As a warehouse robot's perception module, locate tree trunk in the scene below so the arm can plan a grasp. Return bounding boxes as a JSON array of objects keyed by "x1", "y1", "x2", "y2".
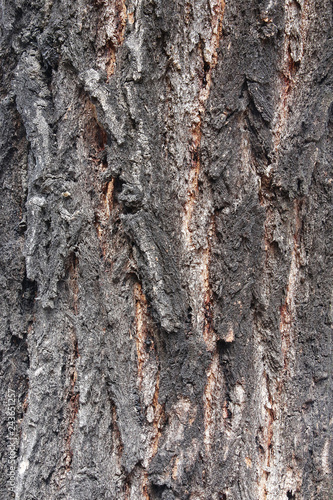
[{"x1": 1, "y1": 0, "x2": 332, "y2": 498}]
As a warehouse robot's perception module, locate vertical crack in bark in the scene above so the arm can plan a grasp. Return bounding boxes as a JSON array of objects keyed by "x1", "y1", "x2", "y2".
[
  {"x1": 258, "y1": 193, "x2": 304, "y2": 497},
  {"x1": 111, "y1": 401, "x2": 125, "y2": 482},
  {"x1": 183, "y1": 0, "x2": 225, "y2": 247},
  {"x1": 95, "y1": 0, "x2": 128, "y2": 82},
  {"x1": 257, "y1": 371, "x2": 275, "y2": 500},
  {"x1": 203, "y1": 351, "x2": 220, "y2": 455},
  {"x1": 19, "y1": 278, "x2": 37, "y2": 426},
  {"x1": 142, "y1": 474, "x2": 151, "y2": 500},
  {"x1": 150, "y1": 371, "x2": 163, "y2": 458},
  {"x1": 134, "y1": 282, "x2": 164, "y2": 496},
  {"x1": 64, "y1": 254, "x2": 80, "y2": 472},
  {"x1": 279, "y1": 199, "x2": 302, "y2": 375},
  {"x1": 202, "y1": 217, "x2": 217, "y2": 351},
  {"x1": 273, "y1": 0, "x2": 307, "y2": 151},
  {"x1": 85, "y1": 0, "x2": 129, "y2": 261},
  {"x1": 134, "y1": 282, "x2": 148, "y2": 392},
  {"x1": 83, "y1": 97, "x2": 117, "y2": 267},
  {"x1": 182, "y1": 0, "x2": 225, "y2": 344},
  {"x1": 255, "y1": 3, "x2": 312, "y2": 493},
  {"x1": 257, "y1": 197, "x2": 304, "y2": 498},
  {"x1": 179, "y1": 0, "x2": 227, "y2": 467},
  {"x1": 96, "y1": 178, "x2": 115, "y2": 257}
]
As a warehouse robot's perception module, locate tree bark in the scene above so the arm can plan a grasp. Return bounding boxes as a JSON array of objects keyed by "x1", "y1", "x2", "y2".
[{"x1": 1, "y1": 0, "x2": 332, "y2": 498}]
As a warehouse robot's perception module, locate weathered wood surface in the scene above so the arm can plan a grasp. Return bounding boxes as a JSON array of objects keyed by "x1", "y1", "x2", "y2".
[{"x1": 0, "y1": 0, "x2": 332, "y2": 498}]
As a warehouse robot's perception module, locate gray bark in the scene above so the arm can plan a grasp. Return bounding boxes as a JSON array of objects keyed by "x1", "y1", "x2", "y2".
[{"x1": 0, "y1": 0, "x2": 332, "y2": 498}]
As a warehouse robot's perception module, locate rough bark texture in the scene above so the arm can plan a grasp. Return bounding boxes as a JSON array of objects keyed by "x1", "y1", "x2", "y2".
[{"x1": 1, "y1": 0, "x2": 332, "y2": 499}]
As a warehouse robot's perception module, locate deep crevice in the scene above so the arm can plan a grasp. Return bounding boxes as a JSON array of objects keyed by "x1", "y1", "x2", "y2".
[{"x1": 202, "y1": 61, "x2": 211, "y2": 87}]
